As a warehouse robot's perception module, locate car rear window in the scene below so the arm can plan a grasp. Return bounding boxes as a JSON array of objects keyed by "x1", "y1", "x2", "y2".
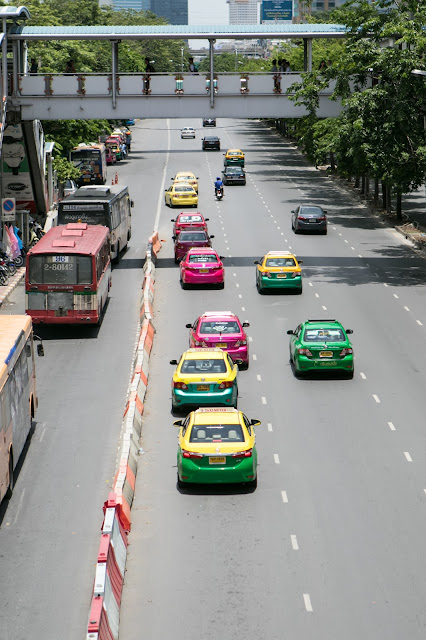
[
  {"x1": 175, "y1": 185, "x2": 194, "y2": 192},
  {"x1": 300, "y1": 207, "x2": 324, "y2": 216},
  {"x1": 303, "y1": 328, "x2": 345, "y2": 342},
  {"x1": 180, "y1": 359, "x2": 226, "y2": 373},
  {"x1": 177, "y1": 175, "x2": 194, "y2": 181},
  {"x1": 226, "y1": 168, "x2": 243, "y2": 174},
  {"x1": 199, "y1": 321, "x2": 240, "y2": 334},
  {"x1": 188, "y1": 254, "x2": 218, "y2": 263},
  {"x1": 205, "y1": 137, "x2": 218, "y2": 141},
  {"x1": 189, "y1": 424, "x2": 244, "y2": 442},
  {"x1": 179, "y1": 215, "x2": 202, "y2": 223},
  {"x1": 179, "y1": 232, "x2": 208, "y2": 242},
  {"x1": 265, "y1": 257, "x2": 296, "y2": 267}
]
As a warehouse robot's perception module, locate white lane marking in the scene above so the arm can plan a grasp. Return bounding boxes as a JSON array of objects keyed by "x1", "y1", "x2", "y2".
[
  {"x1": 248, "y1": 336, "x2": 253, "y2": 342},
  {"x1": 228, "y1": 254, "x2": 232, "y2": 258},
  {"x1": 257, "y1": 374, "x2": 262, "y2": 381},
  {"x1": 358, "y1": 254, "x2": 362, "y2": 258},
  {"x1": 267, "y1": 423, "x2": 273, "y2": 432},
  {"x1": 277, "y1": 226, "x2": 280, "y2": 230},
  {"x1": 417, "y1": 320, "x2": 423, "y2": 326},
  {"x1": 344, "y1": 239, "x2": 349, "y2": 244},
  {"x1": 404, "y1": 452, "x2": 413, "y2": 462},
  {"x1": 281, "y1": 490, "x2": 288, "y2": 503},
  {"x1": 404, "y1": 306, "x2": 410, "y2": 311},
  {"x1": 373, "y1": 394, "x2": 380, "y2": 403},
  {"x1": 233, "y1": 272, "x2": 237, "y2": 277},
  {"x1": 315, "y1": 293, "x2": 319, "y2": 298},
  {"x1": 360, "y1": 372, "x2": 366, "y2": 380},
  {"x1": 154, "y1": 118, "x2": 170, "y2": 231},
  {"x1": 262, "y1": 396, "x2": 267, "y2": 404},
  {"x1": 384, "y1": 283, "x2": 388, "y2": 287},
  {"x1": 274, "y1": 453, "x2": 280, "y2": 464},
  {"x1": 322, "y1": 305, "x2": 327, "y2": 311},
  {"x1": 13, "y1": 488, "x2": 26, "y2": 526},
  {"x1": 393, "y1": 294, "x2": 399, "y2": 299},
  {"x1": 351, "y1": 246, "x2": 355, "y2": 250},
  {"x1": 253, "y1": 354, "x2": 257, "y2": 361},
  {"x1": 225, "y1": 239, "x2": 228, "y2": 244},
  {"x1": 339, "y1": 233, "x2": 342, "y2": 237},
  {"x1": 238, "y1": 294, "x2": 242, "y2": 299},
  {"x1": 291, "y1": 535, "x2": 299, "y2": 550},
  {"x1": 241, "y1": 306, "x2": 245, "y2": 311},
  {"x1": 303, "y1": 594, "x2": 313, "y2": 612},
  {"x1": 39, "y1": 426, "x2": 47, "y2": 443},
  {"x1": 236, "y1": 283, "x2": 240, "y2": 288},
  {"x1": 333, "y1": 226, "x2": 336, "y2": 230},
  {"x1": 281, "y1": 232, "x2": 284, "y2": 236},
  {"x1": 388, "y1": 421, "x2": 396, "y2": 431},
  {"x1": 309, "y1": 282, "x2": 313, "y2": 287}
]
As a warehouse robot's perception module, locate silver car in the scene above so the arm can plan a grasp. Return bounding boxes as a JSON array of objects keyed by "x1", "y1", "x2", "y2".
[
  {"x1": 181, "y1": 127, "x2": 196, "y2": 139},
  {"x1": 291, "y1": 205, "x2": 327, "y2": 234}
]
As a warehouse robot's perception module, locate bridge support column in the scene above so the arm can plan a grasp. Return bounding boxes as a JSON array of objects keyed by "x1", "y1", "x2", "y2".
[
  {"x1": 2, "y1": 18, "x2": 7, "y2": 104},
  {"x1": 303, "y1": 38, "x2": 313, "y2": 72},
  {"x1": 209, "y1": 38, "x2": 215, "y2": 109},
  {"x1": 111, "y1": 39, "x2": 119, "y2": 110}
]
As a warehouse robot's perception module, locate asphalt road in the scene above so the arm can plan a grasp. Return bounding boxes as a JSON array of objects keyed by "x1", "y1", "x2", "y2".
[
  {"x1": 0, "y1": 121, "x2": 170, "y2": 639},
  {"x1": 119, "y1": 119, "x2": 426, "y2": 640}
]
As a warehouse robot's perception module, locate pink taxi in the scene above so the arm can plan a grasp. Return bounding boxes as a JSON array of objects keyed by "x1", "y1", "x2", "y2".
[
  {"x1": 172, "y1": 212, "x2": 209, "y2": 237},
  {"x1": 186, "y1": 311, "x2": 250, "y2": 367},
  {"x1": 180, "y1": 248, "x2": 224, "y2": 288}
]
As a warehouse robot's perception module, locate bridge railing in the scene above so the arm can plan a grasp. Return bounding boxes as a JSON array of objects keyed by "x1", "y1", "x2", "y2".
[{"x1": 16, "y1": 72, "x2": 338, "y2": 98}]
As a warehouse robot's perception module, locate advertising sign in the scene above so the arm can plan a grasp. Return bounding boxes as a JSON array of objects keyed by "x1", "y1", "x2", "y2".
[
  {"x1": 2, "y1": 124, "x2": 36, "y2": 213},
  {"x1": 262, "y1": 0, "x2": 292, "y2": 21}
]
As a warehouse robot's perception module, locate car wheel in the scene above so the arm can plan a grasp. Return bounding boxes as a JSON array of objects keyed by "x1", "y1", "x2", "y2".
[
  {"x1": 256, "y1": 280, "x2": 264, "y2": 294},
  {"x1": 294, "y1": 227, "x2": 299, "y2": 234},
  {"x1": 5, "y1": 454, "x2": 13, "y2": 499},
  {"x1": 344, "y1": 370, "x2": 354, "y2": 379},
  {"x1": 294, "y1": 365, "x2": 305, "y2": 379},
  {"x1": 165, "y1": 197, "x2": 168, "y2": 206},
  {"x1": 177, "y1": 473, "x2": 185, "y2": 490},
  {"x1": 218, "y1": 282, "x2": 225, "y2": 289},
  {"x1": 322, "y1": 229, "x2": 328, "y2": 235},
  {"x1": 296, "y1": 286, "x2": 303, "y2": 295},
  {"x1": 174, "y1": 256, "x2": 179, "y2": 264},
  {"x1": 245, "y1": 476, "x2": 257, "y2": 490},
  {"x1": 180, "y1": 278, "x2": 188, "y2": 290}
]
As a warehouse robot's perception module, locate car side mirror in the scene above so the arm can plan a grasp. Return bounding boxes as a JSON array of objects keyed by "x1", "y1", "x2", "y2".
[
  {"x1": 323, "y1": 210, "x2": 328, "y2": 214},
  {"x1": 37, "y1": 343, "x2": 44, "y2": 357},
  {"x1": 173, "y1": 419, "x2": 183, "y2": 427},
  {"x1": 170, "y1": 359, "x2": 178, "y2": 365},
  {"x1": 346, "y1": 329, "x2": 353, "y2": 334},
  {"x1": 291, "y1": 210, "x2": 295, "y2": 213},
  {"x1": 250, "y1": 419, "x2": 261, "y2": 426},
  {"x1": 242, "y1": 322, "x2": 250, "y2": 327},
  {"x1": 171, "y1": 218, "x2": 175, "y2": 222},
  {"x1": 298, "y1": 260, "x2": 303, "y2": 265},
  {"x1": 219, "y1": 255, "x2": 225, "y2": 259},
  {"x1": 254, "y1": 260, "x2": 259, "y2": 265},
  {"x1": 172, "y1": 235, "x2": 176, "y2": 241},
  {"x1": 287, "y1": 330, "x2": 294, "y2": 335},
  {"x1": 205, "y1": 218, "x2": 209, "y2": 221},
  {"x1": 196, "y1": 177, "x2": 199, "y2": 179},
  {"x1": 130, "y1": 200, "x2": 134, "y2": 208},
  {"x1": 185, "y1": 323, "x2": 192, "y2": 328},
  {"x1": 209, "y1": 235, "x2": 215, "y2": 239}
]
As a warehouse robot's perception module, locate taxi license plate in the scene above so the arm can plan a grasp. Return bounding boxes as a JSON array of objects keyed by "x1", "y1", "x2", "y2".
[
  {"x1": 277, "y1": 274, "x2": 287, "y2": 279},
  {"x1": 197, "y1": 385, "x2": 210, "y2": 391},
  {"x1": 320, "y1": 351, "x2": 333, "y2": 357},
  {"x1": 84, "y1": 178, "x2": 91, "y2": 182},
  {"x1": 199, "y1": 269, "x2": 209, "y2": 273},
  {"x1": 320, "y1": 361, "x2": 337, "y2": 366},
  {"x1": 216, "y1": 343, "x2": 226, "y2": 348},
  {"x1": 209, "y1": 457, "x2": 226, "y2": 464}
]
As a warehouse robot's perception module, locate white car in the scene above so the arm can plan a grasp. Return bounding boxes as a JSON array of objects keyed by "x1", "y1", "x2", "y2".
[{"x1": 181, "y1": 127, "x2": 196, "y2": 139}]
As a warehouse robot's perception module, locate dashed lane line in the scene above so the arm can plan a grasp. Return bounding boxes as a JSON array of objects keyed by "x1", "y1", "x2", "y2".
[
  {"x1": 388, "y1": 422, "x2": 396, "y2": 431},
  {"x1": 291, "y1": 535, "x2": 299, "y2": 551},
  {"x1": 267, "y1": 423, "x2": 273, "y2": 432},
  {"x1": 281, "y1": 490, "x2": 288, "y2": 503},
  {"x1": 404, "y1": 452, "x2": 413, "y2": 462},
  {"x1": 360, "y1": 372, "x2": 367, "y2": 380},
  {"x1": 274, "y1": 453, "x2": 280, "y2": 464},
  {"x1": 373, "y1": 394, "x2": 381, "y2": 403},
  {"x1": 303, "y1": 594, "x2": 313, "y2": 613}
]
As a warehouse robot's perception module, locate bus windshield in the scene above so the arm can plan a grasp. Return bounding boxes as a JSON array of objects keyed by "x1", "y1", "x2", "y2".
[
  {"x1": 29, "y1": 255, "x2": 92, "y2": 285},
  {"x1": 58, "y1": 207, "x2": 107, "y2": 226}
]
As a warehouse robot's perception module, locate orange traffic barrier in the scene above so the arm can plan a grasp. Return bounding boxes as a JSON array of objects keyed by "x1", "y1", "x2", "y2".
[{"x1": 115, "y1": 172, "x2": 118, "y2": 184}]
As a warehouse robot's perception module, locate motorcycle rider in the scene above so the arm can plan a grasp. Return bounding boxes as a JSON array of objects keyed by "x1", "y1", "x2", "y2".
[{"x1": 214, "y1": 176, "x2": 224, "y2": 197}]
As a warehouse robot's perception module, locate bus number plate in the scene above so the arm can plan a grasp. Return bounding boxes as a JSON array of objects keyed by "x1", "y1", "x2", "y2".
[{"x1": 52, "y1": 256, "x2": 69, "y2": 263}]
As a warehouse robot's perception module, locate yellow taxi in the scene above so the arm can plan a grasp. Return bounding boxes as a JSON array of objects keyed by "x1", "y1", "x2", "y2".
[
  {"x1": 165, "y1": 182, "x2": 198, "y2": 208},
  {"x1": 174, "y1": 408, "x2": 260, "y2": 488},
  {"x1": 172, "y1": 171, "x2": 199, "y2": 193},
  {"x1": 223, "y1": 149, "x2": 245, "y2": 167},
  {"x1": 254, "y1": 251, "x2": 303, "y2": 294},
  {"x1": 170, "y1": 348, "x2": 239, "y2": 411}
]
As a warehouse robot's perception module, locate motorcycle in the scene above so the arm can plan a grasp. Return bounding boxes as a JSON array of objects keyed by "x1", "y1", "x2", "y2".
[
  {"x1": 29, "y1": 220, "x2": 45, "y2": 247},
  {"x1": 0, "y1": 251, "x2": 17, "y2": 276},
  {"x1": 215, "y1": 187, "x2": 223, "y2": 201},
  {"x1": 0, "y1": 260, "x2": 9, "y2": 285}
]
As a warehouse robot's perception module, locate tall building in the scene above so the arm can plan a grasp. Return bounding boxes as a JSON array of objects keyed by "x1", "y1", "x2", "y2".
[
  {"x1": 151, "y1": 0, "x2": 188, "y2": 24},
  {"x1": 293, "y1": 0, "x2": 345, "y2": 22},
  {"x1": 227, "y1": 0, "x2": 260, "y2": 25}
]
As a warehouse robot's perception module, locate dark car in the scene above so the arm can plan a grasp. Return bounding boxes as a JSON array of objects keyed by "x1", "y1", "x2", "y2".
[
  {"x1": 173, "y1": 230, "x2": 214, "y2": 263},
  {"x1": 222, "y1": 166, "x2": 246, "y2": 185},
  {"x1": 203, "y1": 118, "x2": 216, "y2": 127},
  {"x1": 291, "y1": 205, "x2": 327, "y2": 234},
  {"x1": 202, "y1": 136, "x2": 220, "y2": 151}
]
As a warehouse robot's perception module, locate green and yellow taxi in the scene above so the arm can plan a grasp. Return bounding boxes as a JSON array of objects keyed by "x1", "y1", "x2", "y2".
[
  {"x1": 170, "y1": 348, "x2": 239, "y2": 412},
  {"x1": 287, "y1": 318, "x2": 354, "y2": 378},
  {"x1": 254, "y1": 251, "x2": 303, "y2": 294},
  {"x1": 165, "y1": 182, "x2": 198, "y2": 208},
  {"x1": 174, "y1": 408, "x2": 260, "y2": 488},
  {"x1": 223, "y1": 149, "x2": 245, "y2": 167}
]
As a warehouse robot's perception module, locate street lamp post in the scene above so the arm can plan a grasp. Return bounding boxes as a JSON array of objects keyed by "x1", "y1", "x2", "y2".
[{"x1": 181, "y1": 47, "x2": 184, "y2": 73}]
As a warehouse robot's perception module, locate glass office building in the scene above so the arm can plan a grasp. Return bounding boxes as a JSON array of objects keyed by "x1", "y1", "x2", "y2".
[
  {"x1": 151, "y1": 0, "x2": 188, "y2": 24},
  {"x1": 227, "y1": 0, "x2": 260, "y2": 25}
]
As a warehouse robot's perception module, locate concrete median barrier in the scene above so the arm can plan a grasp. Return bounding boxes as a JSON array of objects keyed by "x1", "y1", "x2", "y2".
[{"x1": 86, "y1": 230, "x2": 161, "y2": 636}]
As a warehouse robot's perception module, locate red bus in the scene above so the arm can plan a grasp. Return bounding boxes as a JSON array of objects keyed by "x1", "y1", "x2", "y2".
[{"x1": 25, "y1": 223, "x2": 111, "y2": 325}]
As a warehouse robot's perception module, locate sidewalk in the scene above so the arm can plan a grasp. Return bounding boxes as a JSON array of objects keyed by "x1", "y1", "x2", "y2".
[{"x1": 0, "y1": 268, "x2": 25, "y2": 307}]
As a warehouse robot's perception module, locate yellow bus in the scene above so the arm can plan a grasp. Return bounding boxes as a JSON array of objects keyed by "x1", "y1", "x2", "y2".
[{"x1": 0, "y1": 316, "x2": 43, "y2": 503}]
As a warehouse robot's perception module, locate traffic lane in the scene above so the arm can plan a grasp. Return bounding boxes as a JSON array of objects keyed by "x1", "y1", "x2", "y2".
[
  {"x1": 120, "y1": 232, "x2": 313, "y2": 640},
  {"x1": 0, "y1": 125, "x2": 163, "y2": 638}
]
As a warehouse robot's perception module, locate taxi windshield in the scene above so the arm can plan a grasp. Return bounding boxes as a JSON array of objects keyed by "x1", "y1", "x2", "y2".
[
  {"x1": 174, "y1": 185, "x2": 194, "y2": 192},
  {"x1": 177, "y1": 175, "x2": 194, "y2": 181},
  {"x1": 181, "y1": 359, "x2": 226, "y2": 373},
  {"x1": 199, "y1": 321, "x2": 240, "y2": 334},
  {"x1": 188, "y1": 254, "x2": 217, "y2": 263},
  {"x1": 265, "y1": 257, "x2": 296, "y2": 267},
  {"x1": 303, "y1": 328, "x2": 345, "y2": 342},
  {"x1": 190, "y1": 424, "x2": 244, "y2": 443}
]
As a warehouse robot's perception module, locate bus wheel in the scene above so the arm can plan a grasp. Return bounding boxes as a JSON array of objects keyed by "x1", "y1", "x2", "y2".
[
  {"x1": 5, "y1": 453, "x2": 13, "y2": 499},
  {"x1": 114, "y1": 243, "x2": 121, "y2": 264}
]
